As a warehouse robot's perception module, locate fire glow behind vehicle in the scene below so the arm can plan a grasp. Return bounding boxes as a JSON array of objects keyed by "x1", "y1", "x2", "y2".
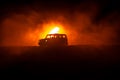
[{"x1": 38, "y1": 34, "x2": 68, "y2": 47}]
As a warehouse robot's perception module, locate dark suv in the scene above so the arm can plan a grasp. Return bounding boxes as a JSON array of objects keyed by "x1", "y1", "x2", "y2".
[{"x1": 38, "y1": 34, "x2": 68, "y2": 47}]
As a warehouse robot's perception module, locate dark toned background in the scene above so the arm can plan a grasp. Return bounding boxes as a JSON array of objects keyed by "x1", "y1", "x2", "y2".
[
  {"x1": 0, "y1": 0, "x2": 120, "y2": 78},
  {"x1": 0, "y1": 0, "x2": 119, "y2": 22}
]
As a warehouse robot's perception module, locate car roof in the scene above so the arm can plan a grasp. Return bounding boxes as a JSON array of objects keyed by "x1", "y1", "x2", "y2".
[{"x1": 46, "y1": 34, "x2": 67, "y2": 36}]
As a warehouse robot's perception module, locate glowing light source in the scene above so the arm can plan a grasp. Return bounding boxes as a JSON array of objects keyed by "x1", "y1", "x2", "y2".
[{"x1": 49, "y1": 27, "x2": 60, "y2": 34}]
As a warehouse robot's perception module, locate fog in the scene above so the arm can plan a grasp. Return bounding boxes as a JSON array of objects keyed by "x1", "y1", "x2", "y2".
[{"x1": 0, "y1": 1, "x2": 119, "y2": 46}]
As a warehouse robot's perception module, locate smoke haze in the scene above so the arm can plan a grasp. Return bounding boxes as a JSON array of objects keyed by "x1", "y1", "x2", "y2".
[{"x1": 0, "y1": 1, "x2": 120, "y2": 46}]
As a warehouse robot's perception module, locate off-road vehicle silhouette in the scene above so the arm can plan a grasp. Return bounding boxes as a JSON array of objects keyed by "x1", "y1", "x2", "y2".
[{"x1": 38, "y1": 34, "x2": 68, "y2": 47}]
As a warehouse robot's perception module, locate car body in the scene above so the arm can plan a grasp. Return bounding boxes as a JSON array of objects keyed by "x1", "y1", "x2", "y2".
[{"x1": 38, "y1": 34, "x2": 68, "y2": 47}]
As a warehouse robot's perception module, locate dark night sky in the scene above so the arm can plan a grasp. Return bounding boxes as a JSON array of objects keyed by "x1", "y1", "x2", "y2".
[
  {"x1": 0, "y1": 0, "x2": 120, "y2": 46},
  {"x1": 0, "y1": 0, "x2": 119, "y2": 23}
]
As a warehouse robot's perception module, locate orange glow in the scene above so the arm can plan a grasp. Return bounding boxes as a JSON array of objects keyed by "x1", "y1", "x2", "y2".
[
  {"x1": 1, "y1": 10, "x2": 117, "y2": 47},
  {"x1": 49, "y1": 27, "x2": 60, "y2": 34},
  {"x1": 39, "y1": 22, "x2": 66, "y2": 39}
]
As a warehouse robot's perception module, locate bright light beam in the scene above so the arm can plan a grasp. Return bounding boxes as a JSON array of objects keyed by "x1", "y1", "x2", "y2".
[{"x1": 49, "y1": 27, "x2": 60, "y2": 34}]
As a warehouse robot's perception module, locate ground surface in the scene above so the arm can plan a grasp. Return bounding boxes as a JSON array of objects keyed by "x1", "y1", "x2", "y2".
[{"x1": 0, "y1": 45, "x2": 120, "y2": 79}]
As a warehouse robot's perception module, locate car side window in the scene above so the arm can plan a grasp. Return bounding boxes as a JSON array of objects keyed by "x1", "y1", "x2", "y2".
[
  {"x1": 63, "y1": 35, "x2": 66, "y2": 38},
  {"x1": 46, "y1": 35, "x2": 50, "y2": 38}
]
